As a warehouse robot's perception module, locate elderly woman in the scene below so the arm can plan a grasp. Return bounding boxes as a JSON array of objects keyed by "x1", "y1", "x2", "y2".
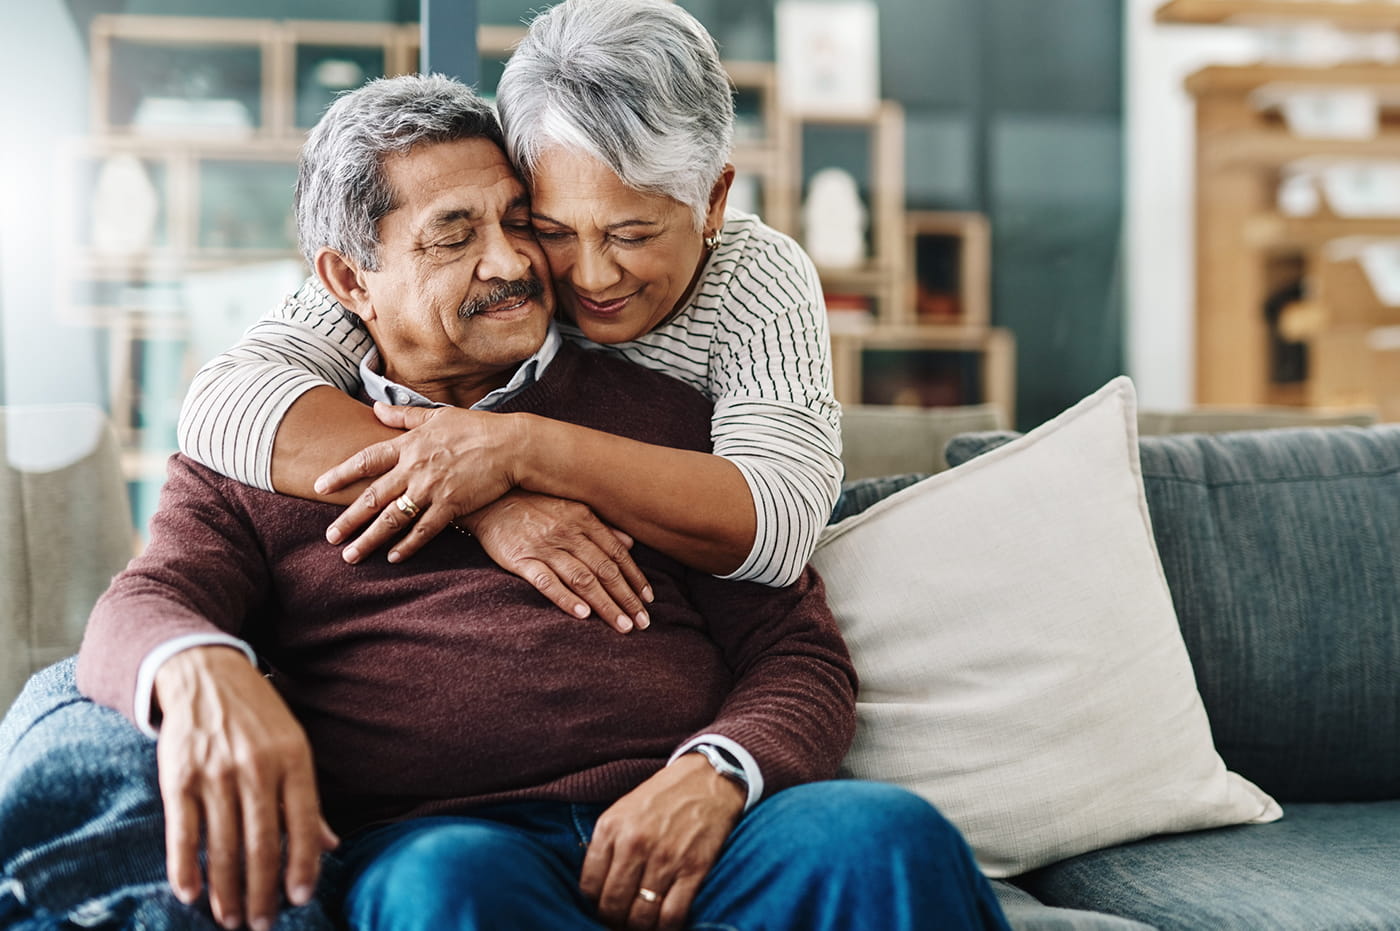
[{"x1": 178, "y1": 0, "x2": 840, "y2": 629}]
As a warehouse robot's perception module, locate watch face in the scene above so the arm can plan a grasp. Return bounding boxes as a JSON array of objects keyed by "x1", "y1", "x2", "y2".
[{"x1": 695, "y1": 744, "x2": 748, "y2": 787}]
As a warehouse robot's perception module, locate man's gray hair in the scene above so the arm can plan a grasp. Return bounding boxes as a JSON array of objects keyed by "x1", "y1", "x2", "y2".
[
  {"x1": 496, "y1": 0, "x2": 735, "y2": 230},
  {"x1": 294, "y1": 73, "x2": 505, "y2": 270}
]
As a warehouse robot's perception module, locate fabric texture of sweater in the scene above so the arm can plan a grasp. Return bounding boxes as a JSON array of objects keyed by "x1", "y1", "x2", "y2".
[{"x1": 78, "y1": 343, "x2": 857, "y2": 836}]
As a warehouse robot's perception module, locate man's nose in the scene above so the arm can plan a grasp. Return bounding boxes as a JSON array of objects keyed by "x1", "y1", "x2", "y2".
[
  {"x1": 571, "y1": 242, "x2": 622, "y2": 294},
  {"x1": 476, "y1": 226, "x2": 531, "y2": 282}
]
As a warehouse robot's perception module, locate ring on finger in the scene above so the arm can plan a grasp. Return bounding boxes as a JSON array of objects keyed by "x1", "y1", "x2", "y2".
[
  {"x1": 637, "y1": 888, "x2": 661, "y2": 904},
  {"x1": 395, "y1": 494, "x2": 421, "y2": 519}
]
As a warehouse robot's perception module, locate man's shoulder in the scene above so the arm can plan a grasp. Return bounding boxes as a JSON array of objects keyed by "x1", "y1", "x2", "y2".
[
  {"x1": 571, "y1": 343, "x2": 710, "y2": 405},
  {"x1": 535, "y1": 343, "x2": 714, "y2": 450}
]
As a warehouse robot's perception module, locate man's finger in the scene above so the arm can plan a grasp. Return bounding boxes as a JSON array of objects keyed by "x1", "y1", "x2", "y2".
[
  {"x1": 282, "y1": 766, "x2": 331, "y2": 908},
  {"x1": 594, "y1": 832, "x2": 650, "y2": 926},
  {"x1": 314, "y1": 440, "x2": 402, "y2": 495},
  {"x1": 579, "y1": 829, "x2": 614, "y2": 906},
  {"x1": 656, "y1": 873, "x2": 704, "y2": 931},
  {"x1": 160, "y1": 779, "x2": 203, "y2": 905},
  {"x1": 203, "y1": 781, "x2": 244, "y2": 930},
  {"x1": 240, "y1": 779, "x2": 282, "y2": 931}
]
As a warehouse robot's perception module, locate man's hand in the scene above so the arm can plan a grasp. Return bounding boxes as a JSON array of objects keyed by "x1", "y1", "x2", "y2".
[
  {"x1": 463, "y1": 490, "x2": 653, "y2": 632},
  {"x1": 316, "y1": 404, "x2": 525, "y2": 564},
  {"x1": 580, "y1": 753, "x2": 746, "y2": 931},
  {"x1": 154, "y1": 646, "x2": 338, "y2": 931}
]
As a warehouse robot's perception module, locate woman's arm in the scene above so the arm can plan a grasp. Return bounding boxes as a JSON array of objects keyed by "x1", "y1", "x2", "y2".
[{"x1": 178, "y1": 276, "x2": 372, "y2": 491}]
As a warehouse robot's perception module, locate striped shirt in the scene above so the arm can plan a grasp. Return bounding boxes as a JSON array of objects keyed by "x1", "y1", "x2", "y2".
[{"x1": 177, "y1": 209, "x2": 842, "y2": 586}]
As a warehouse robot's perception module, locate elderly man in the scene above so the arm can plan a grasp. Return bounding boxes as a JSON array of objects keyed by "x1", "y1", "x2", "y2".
[{"x1": 58, "y1": 76, "x2": 1008, "y2": 931}]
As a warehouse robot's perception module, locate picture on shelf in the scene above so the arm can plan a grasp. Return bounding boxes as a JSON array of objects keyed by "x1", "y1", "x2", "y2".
[{"x1": 776, "y1": 0, "x2": 880, "y2": 118}]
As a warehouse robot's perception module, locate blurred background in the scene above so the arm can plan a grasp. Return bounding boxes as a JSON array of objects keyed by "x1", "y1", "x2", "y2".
[{"x1": 3, "y1": 0, "x2": 1397, "y2": 537}]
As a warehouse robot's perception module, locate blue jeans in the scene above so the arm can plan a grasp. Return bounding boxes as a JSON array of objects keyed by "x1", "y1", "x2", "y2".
[
  {"x1": 339, "y1": 785, "x2": 1009, "y2": 931},
  {"x1": 2, "y1": 660, "x2": 1007, "y2": 930}
]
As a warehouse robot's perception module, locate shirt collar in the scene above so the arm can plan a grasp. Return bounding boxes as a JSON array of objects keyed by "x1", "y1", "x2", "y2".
[{"x1": 359, "y1": 323, "x2": 562, "y2": 411}]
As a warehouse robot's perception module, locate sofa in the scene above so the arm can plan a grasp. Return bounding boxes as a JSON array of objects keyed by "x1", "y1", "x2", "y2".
[
  {"x1": 821, "y1": 379, "x2": 1399, "y2": 930},
  {"x1": 2, "y1": 384, "x2": 1398, "y2": 930}
]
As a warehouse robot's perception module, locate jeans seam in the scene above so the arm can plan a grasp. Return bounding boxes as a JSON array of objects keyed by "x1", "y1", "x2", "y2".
[{"x1": 568, "y1": 804, "x2": 593, "y2": 847}]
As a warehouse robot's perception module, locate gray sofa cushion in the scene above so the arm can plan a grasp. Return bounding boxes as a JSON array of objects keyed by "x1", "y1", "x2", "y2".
[
  {"x1": 991, "y1": 881, "x2": 1154, "y2": 931},
  {"x1": 948, "y1": 425, "x2": 1400, "y2": 802},
  {"x1": 1014, "y1": 802, "x2": 1400, "y2": 930}
]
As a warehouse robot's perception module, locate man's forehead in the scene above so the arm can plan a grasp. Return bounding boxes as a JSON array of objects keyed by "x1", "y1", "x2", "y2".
[{"x1": 382, "y1": 139, "x2": 527, "y2": 226}]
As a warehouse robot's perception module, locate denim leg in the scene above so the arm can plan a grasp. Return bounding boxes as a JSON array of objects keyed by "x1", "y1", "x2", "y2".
[
  {"x1": 690, "y1": 780, "x2": 1011, "y2": 931},
  {"x1": 339, "y1": 809, "x2": 607, "y2": 931},
  {"x1": 0, "y1": 659, "x2": 335, "y2": 931}
]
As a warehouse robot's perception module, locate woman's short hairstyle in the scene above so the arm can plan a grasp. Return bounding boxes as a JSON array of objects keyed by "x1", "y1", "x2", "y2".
[
  {"x1": 497, "y1": 0, "x2": 735, "y2": 230},
  {"x1": 294, "y1": 73, "x2": 505, "y2": 270}
]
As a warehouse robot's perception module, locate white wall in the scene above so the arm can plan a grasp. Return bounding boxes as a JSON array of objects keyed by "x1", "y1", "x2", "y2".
[
  {"x1": 0, "y1": 3, "x2": 99, "y2": 405},
  {"x1": 1125, "y1": 0, "x2": 1259, "y2": 409}
]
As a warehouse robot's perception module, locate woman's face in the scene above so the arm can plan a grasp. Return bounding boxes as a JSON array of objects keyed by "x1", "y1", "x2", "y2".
[{"x1": 527, "y1": 147, "x2": 730, "y2": 344}]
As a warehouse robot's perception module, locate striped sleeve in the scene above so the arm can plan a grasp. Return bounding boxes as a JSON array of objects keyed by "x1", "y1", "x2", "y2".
[
  {"x1": 706, "y1": 226, "x2": 843, "y2": 587},
  {"x1": 714, "y1": 398, "x2": 843, "y2": 587},
  {"x1": 177, "y1": 276, "x2": 371, "y2": 491}
]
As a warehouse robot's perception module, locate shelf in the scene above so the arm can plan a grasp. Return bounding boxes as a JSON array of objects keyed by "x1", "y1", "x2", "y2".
[
  {"x1": 1202, "y1": 129, "x2": 1400, "y2": 166},
  {"x1": 1245, "y1": 212, "x2": 1400, "y2": 246},
  {"x1": 1158, "y1": 0, "x2": 1400, "y2": 29},
  {"x1": 1187, "y1": 63, "x2": 1400, "y2": 96}
]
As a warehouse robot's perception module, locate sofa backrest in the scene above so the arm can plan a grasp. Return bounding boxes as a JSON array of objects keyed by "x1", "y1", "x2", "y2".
[
  {"x1": 0, "y1": 406, "x2": 134, "y2": 711},
  {"x1": 946, "y1": 424, "x2": 1400, "y2": 803}
]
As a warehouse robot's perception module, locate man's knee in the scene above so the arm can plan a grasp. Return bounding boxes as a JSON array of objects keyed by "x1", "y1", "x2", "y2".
[{"x1": 762, "y1": 780, "x2": 966, "y2": 856}]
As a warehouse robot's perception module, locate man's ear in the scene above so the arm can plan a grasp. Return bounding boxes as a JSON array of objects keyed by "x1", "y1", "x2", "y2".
[
  {"x1": 704, "y1": 164, "x2": 736, "y2": 231},
  {"x1": 315, "y1": 248, "x2": 375, "y2": 322}
]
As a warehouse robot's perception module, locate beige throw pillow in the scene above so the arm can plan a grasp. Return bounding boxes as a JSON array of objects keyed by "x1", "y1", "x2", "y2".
[{"x1": 812, "y1": 377, "x2": 1281, "y2": 878}]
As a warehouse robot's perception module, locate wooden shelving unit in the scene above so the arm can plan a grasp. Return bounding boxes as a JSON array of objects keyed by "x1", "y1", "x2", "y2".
[
  {"x1": 1158, "y1": 0, "x2": 1400, "y2": 29},
  {"x1": 1168, "y1": 13, "x2": 1400, "y2": 419}
]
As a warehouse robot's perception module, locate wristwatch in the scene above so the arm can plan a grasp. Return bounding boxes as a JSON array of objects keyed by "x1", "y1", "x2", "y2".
[{"x1": 688, "y1": 742, "x2": 749, "y2": 790}]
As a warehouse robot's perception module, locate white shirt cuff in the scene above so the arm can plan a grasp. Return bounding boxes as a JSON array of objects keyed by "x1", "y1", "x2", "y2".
[
  {"x1": 134, "y1": 634, "x2": 258, "y2": 738},
  {"x1": 669, "y1": 734, "x2": 764, "y2": 811}
]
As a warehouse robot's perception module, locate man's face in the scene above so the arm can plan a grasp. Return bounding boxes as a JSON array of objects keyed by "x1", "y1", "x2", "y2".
[{"x1": 359, "y1": 137, "x2": 554, "y2": 396}]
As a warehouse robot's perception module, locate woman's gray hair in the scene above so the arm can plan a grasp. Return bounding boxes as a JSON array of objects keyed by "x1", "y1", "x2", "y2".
[
  {"x1": 496, "y1": 0, "x2": 735, "y2": 230},
  {"x1": 294, "y1": 73, "x2": 505, "y2": 270}
]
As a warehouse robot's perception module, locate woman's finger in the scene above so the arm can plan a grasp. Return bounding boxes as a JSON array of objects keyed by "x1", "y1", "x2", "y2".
[
  {"x1": 386, "y1": 508, "x2": 465, "y2": 564},
  {"x1": 584, "y1": 528, "x2": 652, "y2": 618},
  {"x1": 513, "y1": 557, "x2": 592, "y2": 620},
  {"x1": 337, "y1": 483, "x2": 419, "y2": 562},
  {"x1": 314, "y1": 439, "x2": 403, "y2": 495}
]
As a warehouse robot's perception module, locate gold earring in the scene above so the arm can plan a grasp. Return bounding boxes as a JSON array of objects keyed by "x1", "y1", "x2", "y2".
[{"x1": 704, "y1": 231, "x2": 723, "y2": 250}]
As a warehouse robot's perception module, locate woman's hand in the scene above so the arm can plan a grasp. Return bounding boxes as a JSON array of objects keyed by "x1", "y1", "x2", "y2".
[
  {"x1": 464, "y1": 490, "x2": 654, "y2": 633},
  {"x1": 316, "y1": 404, "x2": 523, "y2": 564}
]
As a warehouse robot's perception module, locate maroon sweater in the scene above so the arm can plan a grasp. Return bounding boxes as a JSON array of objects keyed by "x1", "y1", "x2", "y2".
[{"x1": 77, "y1": 343, "x2": 857, "y2": 835}]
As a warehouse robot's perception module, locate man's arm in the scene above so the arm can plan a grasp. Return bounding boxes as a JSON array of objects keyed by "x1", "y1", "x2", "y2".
[
  {"x1": 580, "y1": 566, "x2": 857, "y2": 931},
  {"x1": 76, "y1": 457, "x2": 335, "y2": 931}
]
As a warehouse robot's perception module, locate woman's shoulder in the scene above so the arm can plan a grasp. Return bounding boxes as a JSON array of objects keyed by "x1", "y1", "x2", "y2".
[{"x1": 703, "y1": 210, "x2": 823, "y2": 324}]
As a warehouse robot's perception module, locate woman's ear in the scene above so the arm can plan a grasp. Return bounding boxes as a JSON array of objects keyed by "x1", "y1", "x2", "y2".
[
  {"x1": 315, "y1": 248, "x2": 376, "y2": 322},
  {"x1": 705, "y1": 164, "x2": 736, "y2": 230}
]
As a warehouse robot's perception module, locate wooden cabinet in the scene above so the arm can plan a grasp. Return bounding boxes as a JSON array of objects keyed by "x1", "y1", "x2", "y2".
[{"x1": 1160, "y1": 2, "x2": 1400, "y2": 419}]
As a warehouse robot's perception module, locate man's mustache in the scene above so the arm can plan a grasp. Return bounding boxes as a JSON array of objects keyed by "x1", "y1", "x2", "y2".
[{"x1": 459, "y1": 276, "x2": 545, "y2": 319}]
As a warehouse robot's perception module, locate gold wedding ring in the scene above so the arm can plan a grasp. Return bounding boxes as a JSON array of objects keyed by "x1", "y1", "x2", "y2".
[
  {"x1": 637, "y1": 888, "x2": 660, "y2": 904},
  {"x1": 395, "y1": 494, "x2": 421, "y2": 519}
]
